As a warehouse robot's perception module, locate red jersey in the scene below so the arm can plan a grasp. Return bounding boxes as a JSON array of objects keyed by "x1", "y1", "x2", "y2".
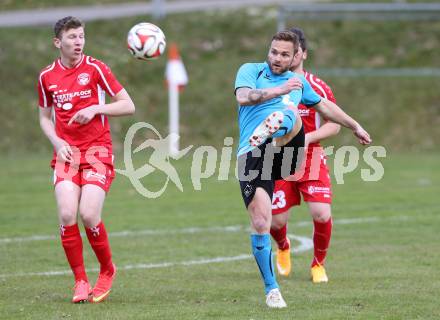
[
  {"x1": 38, "y1": 54, "x2": 123, "y2": 166},
  {"x1": 272, "y1": 72, "x2": 336, "y2": 211},
  {"x1": 300, "y1": 71, "x2": 336, "y2": 143},
  {"x1": 298, "y1": 71, "x2": 336, "y2": 181}
]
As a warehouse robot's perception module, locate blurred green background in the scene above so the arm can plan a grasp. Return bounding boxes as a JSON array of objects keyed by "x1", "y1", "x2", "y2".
[{"x1": 1, "y1": 1, "x2": 439, "y2": 155}]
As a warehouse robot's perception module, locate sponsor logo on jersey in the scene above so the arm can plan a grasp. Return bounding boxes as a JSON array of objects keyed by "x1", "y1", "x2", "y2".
[
  {"x1": 49, "y1": 84, "x2": 58, "y2": 90},
  {"x1": 308, "y1": 185, "x2": 330, "y2": 194},
  {"x1": 298, "y1": 109, "x2": 310, "y2": 117},
  {"x1": 53, "y1": 89, "x2": 92, "y2": 104},
  {"x1": 282, "y1": 94, "x2": 297, "y2": 108},
  {"x1": 60, "y1": 102, "x2": 73, "y2": 110},
  {"x1": 77, "y1": 73, "x2": 90, "y2": 86}
]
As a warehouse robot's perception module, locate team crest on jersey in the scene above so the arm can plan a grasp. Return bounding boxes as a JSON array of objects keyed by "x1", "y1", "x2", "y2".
[{"x1": 77, "y1": 73, "x2": 90, "y2": 85}]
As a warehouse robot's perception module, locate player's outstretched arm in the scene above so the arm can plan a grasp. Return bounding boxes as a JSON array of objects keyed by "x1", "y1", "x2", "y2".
[
  {"x1": 305, "y1": 122, "x2": 341, "y2": 146},
  {"x1": 68, "y1": 89, "x2": 135, "y2": 126},
  {"x1": 236, "y1": 78, "x2": 303, "y2": 106},
  {"x1": 313, "y1": 98, "x2": 372, "y2": 145}
]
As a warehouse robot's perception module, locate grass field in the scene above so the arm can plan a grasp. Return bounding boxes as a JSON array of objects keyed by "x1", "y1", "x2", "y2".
[{"x1": 0, "y1": 151, "x2": 439, "y2": 319}]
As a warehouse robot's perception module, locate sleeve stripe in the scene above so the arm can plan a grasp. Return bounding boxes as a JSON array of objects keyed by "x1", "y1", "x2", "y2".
[
  {"x1": 97, "y1": 84, "x2": 106, "y2": 127},
  {"x1": 234, "y1": 86, "x2": 252, "y2": 95},
  {"x1": 309, "y1": 74, "x2": 329, "y2": 129},
  {"x1": 315, "y1": 110, "x2": 321, "y2": 130},
  {"x1": 86, "y1": 56, "x2": 115, "y2": 96},
  {"x1": 309, "y1": 74, "x2": 328, "y2": 99},
  {"x1": 38, "y1": 62, "x2": 55, "y2": 108}
]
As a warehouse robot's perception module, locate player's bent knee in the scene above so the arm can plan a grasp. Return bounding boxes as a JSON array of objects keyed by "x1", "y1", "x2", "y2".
[
  {"x1": 79, "y1": 209, "x2": 100, "y2": 227},
  {"x1": 252, "y1": 217, "x2": 270, "y2": 234},
  {"x1": 271, "y1": 214, "x2": 288, "y2": 230},
  {"x1": 58, "y1": 208, "x2": 77, "y2": 226},
  {"x1": 249, "y1": 208, "x2": 270, "y2": 233},
  {"x1": 309, "y1": 202, "x2": 331, "y2": 223},
  {"x1": 247, "y1": 187, "x2": 272, "y2": 232},
  {"x1": 311, "y1": 210, "x2": 331, "y2": 223}
]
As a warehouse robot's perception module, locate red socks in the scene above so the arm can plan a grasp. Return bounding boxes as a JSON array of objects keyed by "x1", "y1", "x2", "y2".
[
  {"x1": 270, "y1": 217, "x2": 332, "y2": 266},
  {"x1": 312, "y1": 217, "x2": 333, "y2": 267},
  {"x1": 85, "y1": 221, "x2": 114, "y2": 275},
  {"x1": 270, "y1": 224, "x2": 290, "y2": 250},
  {"x1": 60, "y1": 224, "x2": 88, "y2": 282}
]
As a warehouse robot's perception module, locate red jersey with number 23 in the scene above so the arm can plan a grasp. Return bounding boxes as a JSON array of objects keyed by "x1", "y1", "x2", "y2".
[
  {"x1": 38, "y1": 54, "x2": 123, "y2": 166},
  {"x1": 271, "y1": 71, "x2": 336, "y2": 212}
]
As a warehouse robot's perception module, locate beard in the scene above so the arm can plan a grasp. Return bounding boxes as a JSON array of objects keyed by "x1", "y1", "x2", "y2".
[{"x1": 267, "y1": 59, "x2": 290, "y2": 75}]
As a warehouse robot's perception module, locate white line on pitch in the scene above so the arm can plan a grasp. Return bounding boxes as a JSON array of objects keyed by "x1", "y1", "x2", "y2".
[
  {"x1": 295, "y1": 216, "x2": 380, "y2": 227},
  {"x1": 0, "y1": 216, "x2": 410, "y2": 244},
  {"x1": 0, "y1": 225, "x2": 245, "y2": 244},
  {"x1": 0, "y1": 235, "x2": 312, "y2": 278}
]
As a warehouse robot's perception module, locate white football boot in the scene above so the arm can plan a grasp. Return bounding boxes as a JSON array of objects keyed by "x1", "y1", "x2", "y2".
[
  {"x1": 265, "y1": 288, "x2": 287, "y2": 308},
  {"x1": 249, "y1": 111, "x2": 284, "y2": 147}
]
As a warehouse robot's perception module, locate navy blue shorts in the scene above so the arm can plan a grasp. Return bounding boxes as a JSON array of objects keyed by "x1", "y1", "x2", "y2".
[{"x1": 237, "y1": 126, "x2": 305, "y2": 208}]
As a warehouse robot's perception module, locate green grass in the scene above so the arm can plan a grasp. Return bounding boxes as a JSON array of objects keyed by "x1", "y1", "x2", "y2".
[
  {"x1": 0, "y1": 9, "x2": 440, "y2": 153},
  {"x1": 0, "y1": 152, "x2": 439, "y2": 319}
]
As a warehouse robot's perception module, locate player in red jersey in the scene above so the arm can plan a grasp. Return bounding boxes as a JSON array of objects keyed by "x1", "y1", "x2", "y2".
[
  {"x1": 270, "y1": 28, "x2": 340, "y2": 283},
  {"x1": 38, "y1": 16, "x2": 135, "y2": 303}
]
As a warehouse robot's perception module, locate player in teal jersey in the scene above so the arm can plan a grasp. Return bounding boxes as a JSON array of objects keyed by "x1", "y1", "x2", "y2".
[{"x1": 234, "y1": 30, "x2": 371, "y2": 308}]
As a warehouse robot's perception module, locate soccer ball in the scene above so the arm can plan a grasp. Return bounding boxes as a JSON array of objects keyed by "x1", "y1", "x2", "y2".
[{"x1": 127, "y1": 22, "x2": 166, "y2": 60}]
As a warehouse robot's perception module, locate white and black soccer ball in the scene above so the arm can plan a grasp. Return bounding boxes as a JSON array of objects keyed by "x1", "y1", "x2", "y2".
[{"x1": 127, "y1": 22, "x2": 166, "y2": 60}]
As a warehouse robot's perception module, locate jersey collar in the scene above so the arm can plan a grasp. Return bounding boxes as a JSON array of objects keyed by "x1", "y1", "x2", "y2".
[{"x1": 57, "y1": 54, "x2": 85, "y2": 70}]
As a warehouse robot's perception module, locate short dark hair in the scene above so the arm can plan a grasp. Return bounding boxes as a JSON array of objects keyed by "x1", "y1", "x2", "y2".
[
  {"x1": 289, "y1": 27, "x2": 307, "y2": 51},
  {"x1": 54, "y1": 16, "x2": 84, "y2": 39},
  {"x1": 271, "y1": 30, "x2": 299, "y2": 54}
]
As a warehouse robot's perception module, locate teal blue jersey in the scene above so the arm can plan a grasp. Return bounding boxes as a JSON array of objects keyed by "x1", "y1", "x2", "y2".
[{"x1": 234, "y1": 62, "x2": 321, "y2": 156}]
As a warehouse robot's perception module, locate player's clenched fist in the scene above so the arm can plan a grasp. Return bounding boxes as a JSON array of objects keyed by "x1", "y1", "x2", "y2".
[{"x1": 279, "y1": 77, "x2": 303, "y2": 95}]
